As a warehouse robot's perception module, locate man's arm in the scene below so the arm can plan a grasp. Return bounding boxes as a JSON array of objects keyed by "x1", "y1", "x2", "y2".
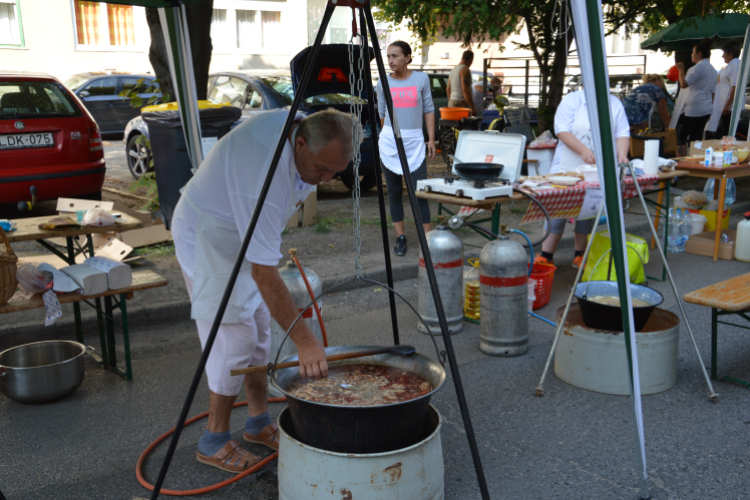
[
  {"x1": 676, "y1": 63, "x2": 689, "y2": 89},
  {"x1": 446, "y1": 79, "x2": 452, "y2": 99},
  {"x1": 723, "y1": 86, "x2": 737, "y2": 115},
  {"x1": 252, "y1": 263, "x2": 328, "y2": 378},
  {"x1": 460, "y1": 67, "x2": 476, "y2": 115}
]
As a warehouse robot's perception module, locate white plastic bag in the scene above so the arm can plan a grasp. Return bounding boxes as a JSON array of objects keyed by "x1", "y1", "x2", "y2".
[
  {"x1": 529, "y1": 130, "x2": 557, "y2": 148},
  {"x1": 82, "y1": 208, "x2": 115, "y2": 227},
  {"x1": 16, "y1": 264, "x2": 53, "y2": 294}
]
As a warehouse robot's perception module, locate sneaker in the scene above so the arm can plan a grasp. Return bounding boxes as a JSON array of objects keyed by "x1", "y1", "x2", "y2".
[
  {"x1": 572, "y1": 255, "x2": 584, "y2": 269},
  {"x1": 533, "y1": 254, "x2": 552, "y2": 266},
  {"x1": 393, "y1": 235, "x2": 407, "y2": 256}
]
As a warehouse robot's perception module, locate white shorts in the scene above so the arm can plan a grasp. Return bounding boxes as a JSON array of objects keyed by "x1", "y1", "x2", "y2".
[{"x1": 182, "y1": 270, "x2": 272, "y2": 396}]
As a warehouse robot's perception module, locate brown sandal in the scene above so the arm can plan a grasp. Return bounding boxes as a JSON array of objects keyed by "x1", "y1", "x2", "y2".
[
  {"x1": 196, "y1": 439, "x2": 261, "y2": 473},
  {"x1": 244, "y1": 422, "x2": 280, "y2": 451}
]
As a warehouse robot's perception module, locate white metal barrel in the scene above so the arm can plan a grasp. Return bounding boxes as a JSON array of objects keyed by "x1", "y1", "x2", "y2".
[
  {"x1": 479, "y1": 237, "x2": 529, "y2": 356},
  {"x1": 554, "y1": 305, "x2": 680, "y2": 395},
  {"x1": 417, "y1": 227, "x2": 464, "y2": 335},
  {"x1": 278, "y1": 405, "x2": 444, "y2": 500}
]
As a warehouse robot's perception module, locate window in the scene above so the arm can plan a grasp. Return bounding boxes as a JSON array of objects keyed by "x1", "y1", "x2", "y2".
[
  {"x1": 122, "y1": 77, "x2": 155, "y2": 93},
  {"x1": 0, "y1": 82, "x2": 82, "y2": 119},
  {"x1": 210, "y1": 1, "x2": 285, "y2": 53},
  {"x1": 208, "y1": 76, "x2": 248, "y2": 108},
  {"x1": 83, "y1": 77, "x2": 117, "y2": 96},
  {"x1": 0, "y1": 0, "x2": 23, "y2": 46},
  {"x1": 430, "y1": 76, "x2": 447, "y2": 100},
  {"x1": 307, "y1": 0, "x2": 351, "y2": 46},
  {"x1": 245, "y1": 85, "x2": 263, "y2": 109},
  {"x1": 73, "y1": 0, "x2": 136, "y2": 48}
]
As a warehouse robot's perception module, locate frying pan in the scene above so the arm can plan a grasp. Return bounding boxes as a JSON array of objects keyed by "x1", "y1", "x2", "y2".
[{"x1": 448, "y1": 154, "x2": 504, "y2": 181}]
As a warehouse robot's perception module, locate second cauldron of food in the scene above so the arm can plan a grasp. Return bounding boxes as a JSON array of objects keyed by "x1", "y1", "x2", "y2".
[{"x1": 271, "y1": 345, "x2": 445, "y2": 454}]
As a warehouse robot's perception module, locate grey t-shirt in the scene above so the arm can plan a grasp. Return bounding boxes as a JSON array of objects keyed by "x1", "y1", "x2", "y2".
[{"x1": 376, "y1": 71, "x2": 434, "y2": 130}]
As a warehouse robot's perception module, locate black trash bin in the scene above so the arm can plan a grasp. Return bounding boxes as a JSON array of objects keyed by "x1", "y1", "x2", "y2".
[{"x1": 141, "y1": 102, "x2": 241, "y2": 229}]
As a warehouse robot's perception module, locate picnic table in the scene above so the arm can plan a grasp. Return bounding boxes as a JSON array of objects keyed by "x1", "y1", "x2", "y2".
[
  {"x1": 683, "y1": 272, "x2": 750, "y2": 390},
  {"x1": 673, "y1": 160, "x2": 750, "y2": 262},
  {"x1": 4, "y1": 214, "x2": 164, "y2": 379}
]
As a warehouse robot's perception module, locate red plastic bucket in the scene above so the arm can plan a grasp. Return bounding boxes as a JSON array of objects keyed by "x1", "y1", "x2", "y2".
[{"x1": 530, "y1": 263, "x2": 556, "y2": 309}]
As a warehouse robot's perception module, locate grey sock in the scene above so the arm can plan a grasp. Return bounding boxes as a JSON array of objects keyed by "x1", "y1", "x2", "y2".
[
  {"x1": 198, "y1": 429, "x2": 232, "y2": 456},
  {"x1": 245, "y1": 413, "x2": 271, "y2": 435}
]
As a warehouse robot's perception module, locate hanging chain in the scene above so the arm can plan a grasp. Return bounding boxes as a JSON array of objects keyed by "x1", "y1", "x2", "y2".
[{"x1": 349, "y1": 19, "x2": 364, "y2": 278}]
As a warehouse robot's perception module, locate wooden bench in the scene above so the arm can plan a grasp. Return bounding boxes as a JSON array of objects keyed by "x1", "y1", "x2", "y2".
[
  {"x1": 683, "y1": 272, "x2": 750, "y2": 390},
  {"x1": 0, "y1": 270, "x2": 168, "y2": 380}
]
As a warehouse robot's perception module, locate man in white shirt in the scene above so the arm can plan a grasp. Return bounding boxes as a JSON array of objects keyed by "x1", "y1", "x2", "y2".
[
  {"x1": 171, "y1": 109, "x2": 361, "y2": 473},
  {"x1": 676, "y1": 40, "x2": 718, "y2": 144}
]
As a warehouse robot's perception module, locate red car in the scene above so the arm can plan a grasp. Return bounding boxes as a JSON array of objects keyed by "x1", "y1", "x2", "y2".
[{"x1": 1, "y1": 72, "x2": 105, "y2": 205}]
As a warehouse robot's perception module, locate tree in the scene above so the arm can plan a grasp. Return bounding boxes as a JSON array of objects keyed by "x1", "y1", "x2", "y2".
[
  {"x1": 372, "y1": 0, "x2": 748, "y2": 131},
  {"x1": 144, "y1": 1, "x2": 214, "y2": 102}
]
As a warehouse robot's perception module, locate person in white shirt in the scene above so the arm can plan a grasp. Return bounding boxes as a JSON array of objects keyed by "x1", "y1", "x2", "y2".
[
  {"x1": 534, "y1": 90, "x2": 630, "y2": 269},
  {"x1": 675, "y1": 40, "x2": 717, "y2": 144},
  {"x1": 705, "y1": 42, "x2": 741, "y2": 139},
  {"x1": 171, "y1": 109, "x2": 361, "y2": 473}
]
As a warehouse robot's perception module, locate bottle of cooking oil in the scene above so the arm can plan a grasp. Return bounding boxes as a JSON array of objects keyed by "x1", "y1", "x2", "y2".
[{"x1": 464, "y1": 258, "x2": 480, "y2": 320}]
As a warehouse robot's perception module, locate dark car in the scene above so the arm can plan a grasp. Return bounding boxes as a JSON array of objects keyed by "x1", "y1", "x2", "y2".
[
  {"x1": 64, "y1": 72, "x2": 159, "y2": 135},
  {"x1": 290, "y1": 44, "x2": 377, "y2": 191},
  {"x1": 123, "y1": 72, "x2": 300, "y2": 179},
  {"x1": 1, "y1": 72, "x2": 105, "y2": 204}
]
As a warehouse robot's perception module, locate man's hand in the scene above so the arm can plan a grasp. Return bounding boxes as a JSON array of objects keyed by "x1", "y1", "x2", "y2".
[
  {"x1": 296, "y1": 335, "x2": 328, "y2": 379},
  {"x1": 582, "y1": 148, "x2": 597, "y2": 164},
  {"x1": 675, "y1": 62, "x2": 684, "y2": 71},
  {"x1": 426, "y1": 140, "x2": 436, "y2": 160}
]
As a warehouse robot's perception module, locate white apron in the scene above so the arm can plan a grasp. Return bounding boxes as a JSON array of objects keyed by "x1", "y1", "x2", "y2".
[
  {"x1": 669, "y1": 87, "x2": 691, "y2": 130},
  {"x1": 554, "y1": 104, "x2": 595, "y2": 174},
  {"x1": 706, "y1": 63, "x2": 735, "y2": 133},
  {"x1": 379, "y1": 126, "x2": 425, "y2": 174},
  {"x1": 187, "y1": 161, "x2": 313, "y2": 324}
]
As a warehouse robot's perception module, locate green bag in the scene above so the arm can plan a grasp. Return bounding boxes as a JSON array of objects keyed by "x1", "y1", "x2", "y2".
[{"x1": 581, "y1": 231, "x2": 649, "y2": 284}]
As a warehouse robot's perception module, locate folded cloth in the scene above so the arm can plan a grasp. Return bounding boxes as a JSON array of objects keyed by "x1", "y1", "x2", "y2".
[
  {"x1": 84, "y1": 256, "x2": 132, "y2": 290},
  {"x1": 60, "y1": 264, "x2": 108, "y2": 296}
]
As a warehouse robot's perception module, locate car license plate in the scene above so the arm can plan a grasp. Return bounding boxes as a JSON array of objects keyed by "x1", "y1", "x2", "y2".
[{"x1": 0, "y1": 132, "x2": 54, "y2": 150}]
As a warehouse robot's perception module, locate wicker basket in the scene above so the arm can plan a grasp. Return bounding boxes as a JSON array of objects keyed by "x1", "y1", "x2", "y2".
[{"x1": 0, "y1": 226, "x2": 18, "y2": 306}]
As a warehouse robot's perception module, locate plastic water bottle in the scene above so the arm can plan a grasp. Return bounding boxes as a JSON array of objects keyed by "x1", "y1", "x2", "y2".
[
  {"x1": 703, "y1": 178, "x2": 736, "y2": 207},
  {"x1": 680, "y1": 209, "x2": 693, "y2": 249},
  {"x1": 667, "y1": 208, "x2": 681, "y2": 253}
]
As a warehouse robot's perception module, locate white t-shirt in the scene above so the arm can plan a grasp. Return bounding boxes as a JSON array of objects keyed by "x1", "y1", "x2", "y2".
[
  {"x1": 172, "y1": 110, "x2": 309, "y2": 278},
  {"x1": 550, "y1": 90, "x2": 630, "y2": 174},
  {"x1": 683, "y1": 58, "x2": 718, "y2": 117}
]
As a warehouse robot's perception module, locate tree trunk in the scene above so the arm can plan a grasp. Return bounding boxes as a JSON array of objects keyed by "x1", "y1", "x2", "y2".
[
  {"x1": 538, "y1": 26, "x2": 574, "y2": 133},
  {"x1": 144, "y1": 1, "x2": 214, "y2": 103}
]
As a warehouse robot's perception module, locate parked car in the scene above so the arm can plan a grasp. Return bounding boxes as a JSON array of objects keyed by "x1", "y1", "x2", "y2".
[
  {"x1": 123, "y1": 71, "x2": 300, "y2": 179},
  {"x1": 1, "y1": 71, "x2": 105, "y2": 204},
  {"x1": 291, "y1": 44, "x2": 378, "y2": 191},
  {"x1": 64, "y1": 72, "x2": 159, "y2": 135}
]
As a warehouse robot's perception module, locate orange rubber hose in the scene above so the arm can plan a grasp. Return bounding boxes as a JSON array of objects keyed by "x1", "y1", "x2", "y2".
[
  {"x1": 136, "y1": 397, "x2": 286, "y2": 496},
  {"x1": 292, "y1": 255, "x2": 328, "y2": 347}
]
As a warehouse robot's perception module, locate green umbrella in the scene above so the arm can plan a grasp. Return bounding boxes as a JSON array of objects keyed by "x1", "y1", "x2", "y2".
[{"x1": 641, "y1": 13, "x2": 749, "y2": 52}]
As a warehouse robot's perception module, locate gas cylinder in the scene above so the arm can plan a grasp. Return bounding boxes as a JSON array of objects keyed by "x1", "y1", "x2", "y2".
[
  {"x1": 417, "y1": 225, "x2": 464, "y2": 335},
  {"x1": 479, "y1": 232, "x2": 529, "y2": 356},
  {"x1": 269, "y1": 251, "x2": 324, "y2": 396}
]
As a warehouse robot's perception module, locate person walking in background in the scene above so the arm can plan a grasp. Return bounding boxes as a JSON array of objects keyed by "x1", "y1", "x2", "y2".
[
  {"x1": 534, "y1": 90, "x2": 630, "y2": 268},
  {"x1": 376, "y1": 41, "x2": 435, "y2": 256},
  {"x1": 675, "y1": 40, "x2": 717, "y2": 144},
  {"x1": 471, "y1": 77, "x2": 504, "y2": 116},
  {"x1": 446, "y1": 50, "x2": 477, "y2": 116},
  {"x1": 622, "y1": 74, "x2": 671, "y2": 130},
  {"x1": 705, "y1": 42, "x2": 741, "y2": 139}
]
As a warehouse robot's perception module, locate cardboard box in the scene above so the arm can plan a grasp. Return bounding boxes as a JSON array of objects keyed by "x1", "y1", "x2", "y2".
[
  {"x1": 631, "y1": 129, "x2": 677, "y2": 157},
  {"x1": 689, "y1": 140, "x2": 750, "y2": 157},
  {"x1": 685, "y1": 229, "x2": 735, "y2": 260},
  {"x1": 687, "y1": 208, "x2": 730, "y2": 231}
]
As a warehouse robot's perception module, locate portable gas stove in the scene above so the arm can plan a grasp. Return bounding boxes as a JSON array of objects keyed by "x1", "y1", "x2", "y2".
[{"x1": 418, "y1": 130, "x2": 527, "y2": 201}]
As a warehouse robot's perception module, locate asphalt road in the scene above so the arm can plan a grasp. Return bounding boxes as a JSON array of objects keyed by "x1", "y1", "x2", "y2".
[{"x1": 2, "y1": 240, "x2": 750, "y2": 499}]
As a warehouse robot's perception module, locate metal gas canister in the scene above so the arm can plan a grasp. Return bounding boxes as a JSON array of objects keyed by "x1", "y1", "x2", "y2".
[
  {"x1": 269, "y1": 250, "x2": 324, "y2": 396},
  {"x1": 479, "y1": 230, "x2": 529, "y2": 356},
  {"x1": 417, "y1": 223, "x2": 464, "y2": 335}
]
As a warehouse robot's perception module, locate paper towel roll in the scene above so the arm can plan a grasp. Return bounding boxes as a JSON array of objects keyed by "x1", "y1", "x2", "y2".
[{"x1": 644, "y1": 140, "x2": 659, "y2": 175}]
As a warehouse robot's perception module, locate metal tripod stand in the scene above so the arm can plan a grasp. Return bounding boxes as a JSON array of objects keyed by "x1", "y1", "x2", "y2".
[
  {"x1": 534, "y1": 164, "x2": 718, "y2": 401},
  {"x1": 148, "y1": 1, "x2": 491, "y2": 498}
]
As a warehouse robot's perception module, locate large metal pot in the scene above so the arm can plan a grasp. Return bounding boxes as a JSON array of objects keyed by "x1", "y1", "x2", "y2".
[
  {"x1": 574, "y1": 281, "x2": 664, "y2": 332},
  {"x1": 271, "y1": 345, "x2": 445, "y2": 454},
  {"x1": 0, "y1": 341, "x2": 93, "y2": 404}
]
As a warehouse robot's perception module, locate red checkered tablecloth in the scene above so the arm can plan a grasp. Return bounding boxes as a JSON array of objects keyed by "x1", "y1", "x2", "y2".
[{"x1": 521, "y1": 175, "x2": 659, "y2": 223}]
